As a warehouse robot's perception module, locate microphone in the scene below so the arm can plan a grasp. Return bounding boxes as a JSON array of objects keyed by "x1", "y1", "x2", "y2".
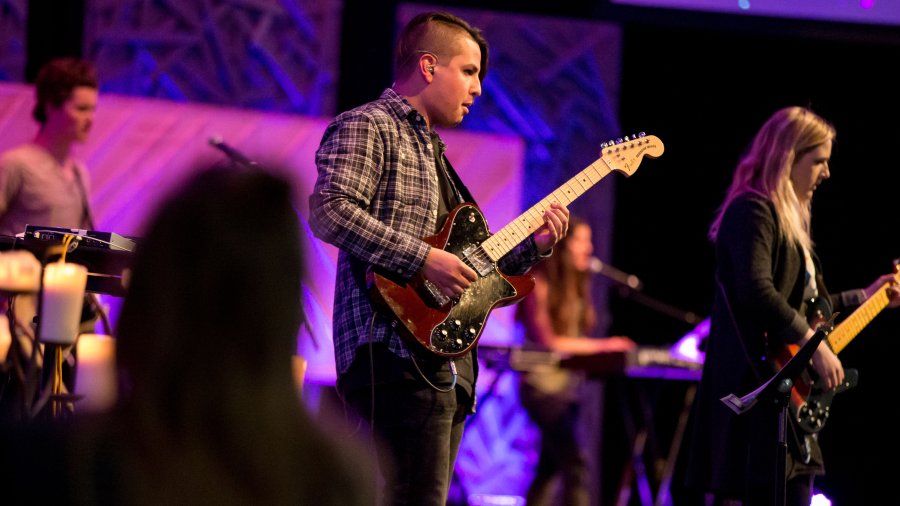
[
  {"x1": 208, "y1": 136, "x2": 257, "y2": 167},
  {"x1": 589, "y1": 256, "x2": 643, "y2": 291}
]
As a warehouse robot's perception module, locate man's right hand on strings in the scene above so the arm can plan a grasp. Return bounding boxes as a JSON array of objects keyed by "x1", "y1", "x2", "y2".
[{"x1": 422, "y1": 247, "x2": 477, "y2": 298}]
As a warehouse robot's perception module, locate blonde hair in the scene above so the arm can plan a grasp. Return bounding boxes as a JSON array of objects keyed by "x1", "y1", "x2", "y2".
[{"x1": 709, "y1": 106, "x2": 835, "y2": 251}]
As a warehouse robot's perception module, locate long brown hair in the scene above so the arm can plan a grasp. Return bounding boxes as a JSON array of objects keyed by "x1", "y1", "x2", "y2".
[{"x1": 535, "y1": 217, "x2": 596, "y2": 336}]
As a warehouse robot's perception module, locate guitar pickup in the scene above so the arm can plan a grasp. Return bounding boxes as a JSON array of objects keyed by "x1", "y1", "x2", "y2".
[{"x1": 462, "y1": 245, "x2": 494, "y2": 277}]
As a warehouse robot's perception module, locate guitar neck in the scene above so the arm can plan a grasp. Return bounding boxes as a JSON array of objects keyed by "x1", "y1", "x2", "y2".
[
  {"x1": 481, "y1": 159, "x2": 613, "y2": 262},
  {"x1": 477, "y1": 134, "x2": 663, "y2": 262},
  {"x1": 829, "y1": 282, "x2": 894, "y2": 354}
]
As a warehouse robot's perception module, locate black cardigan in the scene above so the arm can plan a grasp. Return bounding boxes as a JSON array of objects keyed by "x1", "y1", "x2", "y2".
[{"x1": 684, "y1": 192, "x2": 862, "y2": 496}]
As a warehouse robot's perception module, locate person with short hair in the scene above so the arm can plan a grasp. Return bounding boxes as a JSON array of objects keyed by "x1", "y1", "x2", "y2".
[
  {"x1": 309, "y1": 11, "x2": 570, "y2": 505},
  {"x1": 0, "y1": 57, "x2": 100, "y2": 422}
]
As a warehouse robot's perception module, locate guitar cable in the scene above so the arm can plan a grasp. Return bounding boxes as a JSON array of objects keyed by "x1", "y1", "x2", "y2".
[
  {"x1": 400, "y1": 335, "x2": 458, "y2": 393},
  {"x1": 359, "y1": 313, "x2": 460, "y2": 427}
]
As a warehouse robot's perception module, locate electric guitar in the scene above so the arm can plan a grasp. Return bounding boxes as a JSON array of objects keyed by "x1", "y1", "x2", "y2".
[
  {"x1": 771, "y1": 263, "x2": 900, "y2": 433},
  {"x1": 368, "y1": 134, "x2": 664, "y2": 357}
]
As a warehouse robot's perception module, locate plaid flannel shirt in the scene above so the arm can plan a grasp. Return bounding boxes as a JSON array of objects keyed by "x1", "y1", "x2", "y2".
[{"x1": 309, "y1": 88, "x2": 544, "y2": 375}]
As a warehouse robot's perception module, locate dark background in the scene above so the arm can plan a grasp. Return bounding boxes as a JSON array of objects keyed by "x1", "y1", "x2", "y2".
[{"x1": 27, "y1": 0, "x2": 899, "y2": 503}]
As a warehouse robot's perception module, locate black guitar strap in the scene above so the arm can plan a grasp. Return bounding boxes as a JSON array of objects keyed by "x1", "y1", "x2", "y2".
[
  {"x1": 429, "y1": 132, "x2": 479, "y2": 399},
  {"x1": 431, "y1": 133, "x2": 475, "y2": 204}
]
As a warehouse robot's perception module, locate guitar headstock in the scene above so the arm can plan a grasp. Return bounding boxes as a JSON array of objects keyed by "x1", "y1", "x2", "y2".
[{"x1": 600, "y1": 133, "x2": 664, "y2": 177}]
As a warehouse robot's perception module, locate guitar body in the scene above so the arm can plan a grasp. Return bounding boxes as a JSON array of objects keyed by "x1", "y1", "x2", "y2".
[
  {"x1": 369, "y1": 203, "x2": 534, "y2": 357},
  {"x1": 770, "y1": 296, "x2": 854, "y2": 434}
]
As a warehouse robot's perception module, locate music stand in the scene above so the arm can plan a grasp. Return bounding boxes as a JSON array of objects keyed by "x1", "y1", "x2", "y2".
[{"x1": 720, "y1": 315, "x2": 836, "y2": 506}]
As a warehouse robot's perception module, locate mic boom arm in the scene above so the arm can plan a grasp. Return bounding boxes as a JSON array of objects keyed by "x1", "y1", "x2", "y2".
[{"x1": 208, "y1": 136, "x2": 257, "y2": 167}]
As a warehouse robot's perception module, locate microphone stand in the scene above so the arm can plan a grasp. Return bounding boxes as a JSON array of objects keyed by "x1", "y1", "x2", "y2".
[
  {"x1": 614, "y1": 287, "x2": 703, "y2": 325},
  {"x1": 590, "y1": 258, "x2": 701, "y2": 325},
  {"x1": 720, "y1": 315, "x2": 837, "y2": 506},
  {"x1": 208, "y1": 136, "x2": 258, "y2": 168}
]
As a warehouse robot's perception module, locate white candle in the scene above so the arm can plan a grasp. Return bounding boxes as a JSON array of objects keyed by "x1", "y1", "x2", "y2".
[
  {"x1": 75, "y1": 333, "x2": 117, "y2": 413},
  {"x1": 39, "y1": 262, "x2": 88, "y2": 344},
  {"x1": 292, "y1": 354, "x2": 307, "y2": 396},
  {"x1": 0, "y1": 250, "x2": 41, "y2": 293}
]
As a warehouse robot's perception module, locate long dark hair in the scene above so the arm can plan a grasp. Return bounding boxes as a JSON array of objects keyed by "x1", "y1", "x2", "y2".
[
  {"x1": 117, "y1": 166, "x2": 302, "y2": 402},
  {"x1": 533, "y1": 217, "x2": 596, "y2": 336},
  {"x1": 107, "y1": 166, "x2": 372, "y2": 503}
]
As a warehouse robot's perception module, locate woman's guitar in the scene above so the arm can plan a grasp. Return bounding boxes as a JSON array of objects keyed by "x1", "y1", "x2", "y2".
[
  {"x1": 368, "y1": 134, "x2": 664, "y2": 357},
  {"x1": 771, "y1": 263, "x2": 900, "y2": 433}
]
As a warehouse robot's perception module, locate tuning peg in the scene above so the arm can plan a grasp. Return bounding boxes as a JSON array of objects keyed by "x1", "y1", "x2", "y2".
[{"x1": 638, "y1": 132, "x2": 646, "y2": 137}]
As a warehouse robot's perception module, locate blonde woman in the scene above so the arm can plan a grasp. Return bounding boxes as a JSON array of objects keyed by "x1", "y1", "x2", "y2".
[{"x1": 685, "y1": 106, "x2": 899, "y2": 505}]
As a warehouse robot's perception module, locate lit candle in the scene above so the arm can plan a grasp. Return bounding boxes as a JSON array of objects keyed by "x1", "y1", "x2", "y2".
[
  {"x1": 0, "y1": 250, "x2": 41, "y2": 293},
  {"x1": 39, "y1": 262, "x2": 88, "y2": 344},
  {"x1": 75, "y1": 333, "x2": 117, "y2": 413},
  {"x1": 292, "y1": 354, "x2": 307, "y2": 396}
]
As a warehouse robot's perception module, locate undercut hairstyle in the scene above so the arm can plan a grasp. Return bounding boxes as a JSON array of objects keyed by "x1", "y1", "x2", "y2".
[
  {"x1": 32, "y1": 58, "x2": 98, "y2": 124},
  {"x1": 394, "y1": 11, "x2": 489, "y2": 83}
]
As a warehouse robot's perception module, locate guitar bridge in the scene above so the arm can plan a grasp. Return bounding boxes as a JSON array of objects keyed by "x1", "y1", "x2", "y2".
[{"x1": 423, "y1": 279, "x2": 451, "y2": 307}]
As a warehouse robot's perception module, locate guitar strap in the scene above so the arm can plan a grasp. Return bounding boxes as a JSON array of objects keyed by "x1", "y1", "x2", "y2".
[
  {"x1": 431, "y1": 133, "x2": 475, "y2": 205},
  {"x1": 429, "y1": 133, "x2": 479, "y2": 397}
]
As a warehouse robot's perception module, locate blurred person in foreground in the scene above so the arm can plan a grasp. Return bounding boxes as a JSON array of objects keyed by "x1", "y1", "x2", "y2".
[{"x1": 2, "y1": 164, "x2": 375, "y2": 505}]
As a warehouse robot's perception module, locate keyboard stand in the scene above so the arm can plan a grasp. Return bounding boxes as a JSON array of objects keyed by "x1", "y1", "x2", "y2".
[{"x1": 614, "y1": 367, "x2": 699, "y2": 506}]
